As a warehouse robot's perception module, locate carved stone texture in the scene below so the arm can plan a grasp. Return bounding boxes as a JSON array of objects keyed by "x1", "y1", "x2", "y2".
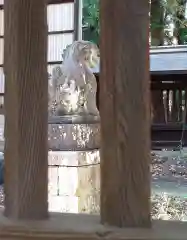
[
  {"x1": 48, "y1": 41, "x2": 100, "y2": 117},
  {"x1": 48, "y1": 123, "x2": 100, "y2": 151}
]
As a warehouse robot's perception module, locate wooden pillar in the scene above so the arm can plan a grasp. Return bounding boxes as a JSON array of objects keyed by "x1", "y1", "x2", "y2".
[
  {"x1": 4, "y1": 0, "x2": 48, "y2": 219},
  {"x1": 100, "y1": 1, "x2": 151, "y2": 227}
]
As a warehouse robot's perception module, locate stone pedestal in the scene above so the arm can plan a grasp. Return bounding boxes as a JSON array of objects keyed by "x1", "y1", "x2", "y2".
[
  {"x1": 48, "y1": 115, "x2": 100, "y2": 213},
  {"x1": 48, "y1": 150, "x2": 100, "y2": 213}
]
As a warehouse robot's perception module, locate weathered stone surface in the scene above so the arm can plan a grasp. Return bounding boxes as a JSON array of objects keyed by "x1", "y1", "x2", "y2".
[
  {"x1": 48, "y1": 151, "x2": 100, "y2": 213},
  {"x1": 77, "y1": 152, "x2": 100, "y2": 214},
  {"x1": 48, "y1": 123, "x2": 100, "y2": 151},
  {"x1": 48, "y1": 167, "x2": 58, "y2": 196}
]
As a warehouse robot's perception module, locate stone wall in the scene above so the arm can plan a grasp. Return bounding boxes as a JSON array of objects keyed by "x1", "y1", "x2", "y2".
[{"x1": 48, "y1": 150, "x2": 100, "y2": 213}]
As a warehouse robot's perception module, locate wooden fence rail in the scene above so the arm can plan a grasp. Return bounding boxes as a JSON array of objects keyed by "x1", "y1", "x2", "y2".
[{"x1": 96, "y1": 73, "x2": 187, "y2": 150}]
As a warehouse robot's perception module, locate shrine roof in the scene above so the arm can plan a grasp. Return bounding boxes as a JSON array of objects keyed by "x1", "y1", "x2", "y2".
[{"x1": 92, "y1": 45, "x2": 187, "y2": 75}]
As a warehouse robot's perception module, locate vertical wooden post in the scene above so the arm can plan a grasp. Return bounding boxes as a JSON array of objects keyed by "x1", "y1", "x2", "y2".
[
  {"x1": 152, "y1": 90, "x2": 165, "y2": 123},
  {"x1": 74, "y1": 0, "x2": 82, "y2": 41},
  {"x1": 100, "y1": 1, "x2": 151, "y2": 227},
  {"x1": 4, "y1": 0, "x2": 48, "y2": 219}
]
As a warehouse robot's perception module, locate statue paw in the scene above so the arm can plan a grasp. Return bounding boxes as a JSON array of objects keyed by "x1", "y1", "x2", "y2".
[{"x1": 88, "y1": 109, "x2": 99, "y2": 116}]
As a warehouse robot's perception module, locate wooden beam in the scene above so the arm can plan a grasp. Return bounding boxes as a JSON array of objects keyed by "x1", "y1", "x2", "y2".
[
  {"x1": 47, "y1": 0, "x2": 74, "y2": 4},
  {"x1": 4, "y1": 0, "x2": 48, "y2": 219},
  {"x1": 48, "y1": 30, "x2": 74, "y2": 35},
  {"x1": 100, "y1": 0, "x2": 151, "y2": 227},
  {"x1": 0, "y1": 212, "x2": 185, "y2": 240}
]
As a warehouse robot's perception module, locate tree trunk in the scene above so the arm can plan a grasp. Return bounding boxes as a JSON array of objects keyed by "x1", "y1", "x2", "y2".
[
  {"x1": 174, "y1": 0, "x2": 187, "y2": 44},
  {"x1": 4, "y1": 0, "x2": 48, "y2": 219},
  {"x1": 150, "y1": 0, "x2": 164, "y2": 46},
  {"x1": 100, "y1": 0, "x2": 151, "y2": 228}
]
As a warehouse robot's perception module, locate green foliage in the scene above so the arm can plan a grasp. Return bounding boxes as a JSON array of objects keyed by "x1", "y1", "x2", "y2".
[
  {"x1": 150, "y1": 0, "x2": 187, "y2": 45},
  {"x1": 82, "y1": 0, "x2": 187, "y2": 45},
  {"x1": 180, "y1": 27, "x2": 187, "y2": 43},
  {"x1": 82, "y1": 0, "x2": 99, "y2": 45}
]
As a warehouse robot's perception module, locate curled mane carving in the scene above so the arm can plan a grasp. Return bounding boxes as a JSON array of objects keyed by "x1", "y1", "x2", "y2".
[{"x1": 48, "y1": 41, "x2": 100, "y2": 117}]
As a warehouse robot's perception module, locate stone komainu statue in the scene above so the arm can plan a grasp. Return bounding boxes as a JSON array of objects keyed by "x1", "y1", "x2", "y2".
[{"x1": 48, "y1": 41, "x2": 100, "y2": 117}]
